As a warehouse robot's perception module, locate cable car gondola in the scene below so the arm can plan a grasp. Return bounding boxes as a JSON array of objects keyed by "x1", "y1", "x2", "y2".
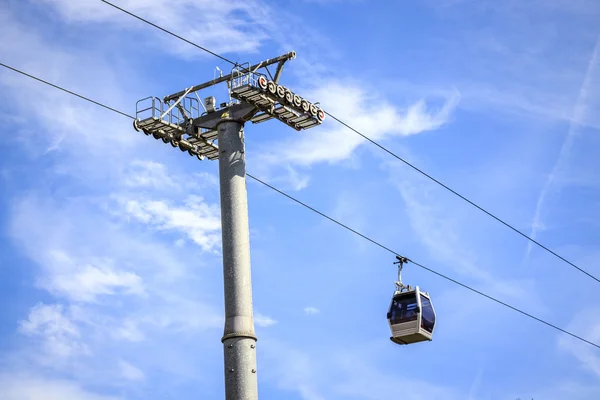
[{"x1": 387, "y1": 256, "x2": 436, "y2": 345}]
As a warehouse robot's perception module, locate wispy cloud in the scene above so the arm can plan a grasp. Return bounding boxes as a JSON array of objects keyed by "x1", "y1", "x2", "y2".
[
  {"x1": 267, "y1": 83, "x2": 460, "y2": 167},
  {"x1": 0, "y1": 373, "x2": 121, "y2": 400},
  {"x1": 390, "y1": 171, "x2": 488, "y2": 280},
  {"x1": 558, "y1": 307, "x2": 600, "y2": 379},
  {"x1": 38, "y1": 252, "x2": 145, "y2": 303},
  {"x1": 121, "y1": 160, "x2": 179, "y2": 190},
  {"x1": 115, "y1": 194, "x2": 222, "y2": 252},
  {"x1": 0, "y1": 7, "x2": 141, "y2": 175},
  {"x1": 261, "y1": 341, "x2": 328, "y2": 400},
  {"x1": 0, "y1": 3, "x2": 228, "y2": 376},
  {"x1": 118, "y1": 359, "x2": 145, "y2": 382},
  {"x1": 255, "y1": 313, "x2": 278, "y2": 327},
  {"x1": 38, "y1": 0, "x2": 270, "y2": 57},
  {"x1": 468, "y1": 362, "x2": 486, "y2": 400},
  {"x1": 399, "y1": 0, "x2": 600, "y2": 129},
  {"x1": 385, "y1": 159, "x2": 550, "y2": 315},
  {"x1": 526, "y1": 34, "x2": 600, "y2": 257},
  {"x1": 2, "y1": 0, "x2": 600, "y2": 399},
  {"x1": 111, "y1": 319, "x2": 145, "y2": 342},
  {"x1": 19, "y1": 303, "x2": 89, "y2": 362},
  {"x1": 7, "y1": 189, "x2": 224, "y2": 387},
  {"x1": 252, "y1": 81, "x2": 460, "y2": 190},
  {"x1": 261, "y1": 339, "x2": 464, "y2": 400},
  {"x1": 304, "y1": 307, "x2": 320, "y2": 315}
]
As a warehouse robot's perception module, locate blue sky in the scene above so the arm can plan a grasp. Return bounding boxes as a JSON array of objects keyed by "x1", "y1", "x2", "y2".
[{"x1": 1, "y1": 0, "x2": 600, "y2": 399}]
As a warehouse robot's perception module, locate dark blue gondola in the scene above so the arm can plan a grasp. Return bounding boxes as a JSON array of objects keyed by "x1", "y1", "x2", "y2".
[{"x1": 387, "y1": 256, "x2": 436, "y2": 345}]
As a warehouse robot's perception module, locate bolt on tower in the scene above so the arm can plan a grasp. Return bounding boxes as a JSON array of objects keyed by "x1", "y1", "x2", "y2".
[{"x1": 133, "y1": 51, "x2": 324, "y2": 400}]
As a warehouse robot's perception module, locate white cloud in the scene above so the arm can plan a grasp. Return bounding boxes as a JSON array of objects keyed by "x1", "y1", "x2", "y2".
[
  {"x1": 398, "y1": 0, "x2": 600, "y2": 131},
  {"x1": 392, "y1": 175, "x2": 488, "y2": 280},
  {"x1": 118, "y1": 359, "x2": 145, "y2": 382},
  {"x1": 255, "y1": 313, "x2": 278, "y2": 327},
  {"x1": 39, "y1": 253, "x2": 145, "y2": 303},
  {"x1": 530, "y1": 380, "x2": 600, "y2": 400},
  {"x1": 526, "y1": 34, "x2": 600, "y2": 256},
  {"x1": 272, "y1": 165, "x2": 311, "y2": 192},
  {"x1": 386, "y1": 160, "x2": 552, "y2": 317},
  {"x1": 558, "y1": 307, "x2": 600, "y2": 378},
  {"x1": 258, "y1": 82, "x2": 460, "y2": 168},
  {"x1": 134, "y1": 290, "x2": 223, "y2": 333},
  {"x1": 193, "y1": 172, "x2": 220, "y2": 188},
  {"x1": 300, "y1": 0, "x2": 361, "y2": 3},
  {"x1": 261, "y1": 342, "x2": 327, "y2": 400},
  {"x1": 261, "y1": 339, "x2": 463, "y2": 400},
  {"x1": 121, "y1": 160, "x2": 177, "y2": 190},
  {"x1": 249, "y1": 81, "x2": 460, "y2": 191},
  {"x1": 108, "y1": 162, "x2": 223, "y2": 256},
  {"x1": 111, "y1": 319, "x2": 145, "y2": 343},
  {"x1": 0, "y1": 8, "x2": 144, "y2": 191},
  {"x1": 6, "y1": 190, "x2": 225, "y2": 387},
  {"x1": 122, "y1": 160, "x2": 219, "y2": 192},
  {"x1": 330, "y1": 190, "x2": 370, "y2": 250},
  {"x1": 19, "y1": 303, "x2": 89, "y2": 361},
  {"x1": 331, "y1": 364, "x2": 462, "y2": 400},
  {"x1": 0, "y1": 373, "x2": 121, "y2": 400},
  {"x1": 117, "y1": 195, "x2": 222, "y2": 252},
  {"x1": 304, "y1": 307, "x2": 320, "y2": 315},
  {"x1": 5, "y1": 216, "x2": 146, "y2": 303},
  {"x1": 432, "y1": 0, "x2": 600, "y2": 18},
  {"x1": 19, "y1": 303, "x2": 78, "y2": 338},
  {"x1": 38, "y1": 0, "x2": 270, "y2": 57},
  {"x1": 3, "y1": 1, "x2": 598, "y2": 399}
]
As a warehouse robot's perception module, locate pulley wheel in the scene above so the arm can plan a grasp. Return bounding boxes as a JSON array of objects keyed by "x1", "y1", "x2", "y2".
[
  {"x1": 317, "y1": 109, "x2": 325, "y2": 122},
  {"x1": 301, "y1": 100, "x2": 310, "y2": 112},
  {"x1": 293, "y1": 94, "x2": 302, "y2": 107},
  {"x1": 153, "y1": 132, "x2": 161, "y2": 140},
  {"x1": 170, "y1": 140, "x2": 179, "y2": 148},
  {"x1": 161, "y1": 136, "x2": 170, "y2": 143},
  {"x1": 276, "y1": 85, "x2": 286, "y2": 99},
  {"x1": 309, "y1": 104, "x2": 318, "y2": 117},
  {"x1": 267, "y1": 81, "x2": 277, "y2": 95},
  {"x1": 285, "y1": 90, "x2": 294, "y2": 104},
  {"x1": 258, "y1": 75, "x2": 268, "y2": 90}
]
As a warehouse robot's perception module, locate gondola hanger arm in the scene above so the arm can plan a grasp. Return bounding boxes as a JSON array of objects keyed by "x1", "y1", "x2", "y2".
[{"x1": 393, "y1": 255, "x2": 411, "y2": 292}]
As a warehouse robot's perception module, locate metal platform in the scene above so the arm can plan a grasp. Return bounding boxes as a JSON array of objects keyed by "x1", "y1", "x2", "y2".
[
  {"x1": 133, "y1": 51, "x2": 324, "y2": 163},
  {"x1": 135, "y1": 116, "x2": 186, "y2": 137},
  {"x1": 134, "y1": 96, "x2": 220, "y2": 160}
]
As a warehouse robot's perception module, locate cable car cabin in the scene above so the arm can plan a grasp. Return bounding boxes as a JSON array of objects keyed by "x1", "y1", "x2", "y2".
[{"x1": 387, "y1": 286, "x2": 436, "y2": 345}]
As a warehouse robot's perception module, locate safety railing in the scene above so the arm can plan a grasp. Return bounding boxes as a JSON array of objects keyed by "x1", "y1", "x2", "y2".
[{"x1": 135, "y1": 95, "x2": 200, "y2": 126}]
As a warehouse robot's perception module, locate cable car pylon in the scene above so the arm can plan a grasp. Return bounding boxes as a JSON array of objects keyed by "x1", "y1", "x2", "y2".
[
  {"x1": 132, "y1": 51, "x2": 324, "y2": 400},
  {"x1": 387, "y1": 255, "x2": 437, "y2": 345}
]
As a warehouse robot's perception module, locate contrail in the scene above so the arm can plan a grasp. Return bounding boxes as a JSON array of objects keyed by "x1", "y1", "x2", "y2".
[
  {"x1": 526, "y1": 34, "x2": 600, "y2": 258},
  {"x1": 467, "y1": 361, "x2": 485, "y2": 400}
]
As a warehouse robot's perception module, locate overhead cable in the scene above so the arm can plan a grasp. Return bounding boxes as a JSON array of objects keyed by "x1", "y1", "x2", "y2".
[
  {"x1": 98, "y1": 0, "x2": 600, "y2": 284},
  {"x1": 1, "y1": 61, "x2": 597, "y2": 350}
]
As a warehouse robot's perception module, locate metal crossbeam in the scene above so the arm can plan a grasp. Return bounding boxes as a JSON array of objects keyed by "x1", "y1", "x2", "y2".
[{"x1": 163, "y1": 51, "x2": 296, "y2": 103}]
